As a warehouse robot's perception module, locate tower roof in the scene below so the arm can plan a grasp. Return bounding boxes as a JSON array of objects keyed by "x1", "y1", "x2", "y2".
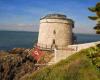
[{"x1": 40, "y1": 14, "x2": 67, "y2": 20}]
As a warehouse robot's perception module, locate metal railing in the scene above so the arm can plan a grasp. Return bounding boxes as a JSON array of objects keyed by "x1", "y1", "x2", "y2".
[{"x1": 36, "y1": 43, "x2": 77, "y2": 51}]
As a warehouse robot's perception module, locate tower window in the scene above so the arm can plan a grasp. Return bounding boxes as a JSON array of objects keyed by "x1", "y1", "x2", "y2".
[
  {"x1": 53, "y1": 30, "x2": 56, "y2": 35},
  {"x1": 53, "y1": 39, "x2": 55, "y2": 44}
]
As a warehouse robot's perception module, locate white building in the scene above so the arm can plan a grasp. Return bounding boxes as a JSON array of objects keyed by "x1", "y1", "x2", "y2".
[{"x1": 37, "y1": 14, "x2": 75, "y2": 50}]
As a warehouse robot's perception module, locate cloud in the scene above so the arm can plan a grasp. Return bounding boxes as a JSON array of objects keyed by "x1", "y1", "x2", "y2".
[
  {"x1": 73, "y1": 24, "x2": 95, "y2": 34},
  {"x1": 0, "y1": 23, "x2": 39, "y2": 32},
  {"x1": 0, "y1": 23, "x2": 95, "y2": 34}
]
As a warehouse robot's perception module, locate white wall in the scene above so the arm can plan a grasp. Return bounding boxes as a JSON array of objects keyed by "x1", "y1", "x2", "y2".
[{"x1": 38, "y1": 18, "x2": 73, "y2": 49}]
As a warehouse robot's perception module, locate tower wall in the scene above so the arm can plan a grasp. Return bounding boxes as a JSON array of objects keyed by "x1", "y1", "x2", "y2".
[{"x1": 37, "y1": 14, "x2": 74, "y2": 49}]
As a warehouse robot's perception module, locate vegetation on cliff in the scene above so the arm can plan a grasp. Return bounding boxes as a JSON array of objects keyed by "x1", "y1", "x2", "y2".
[
  {"x1": 0, "y1": 48, "x2": 38, "y2": 80},
  {"x1": 21, "y1": 45, "x2": 100, "y2": 80},
  {"x1": 0, "y1": 48, "x2": 53, "y2": 80}
]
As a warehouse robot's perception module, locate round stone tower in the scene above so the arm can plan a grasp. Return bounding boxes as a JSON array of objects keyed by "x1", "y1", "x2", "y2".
[{"x1": 37, "y1": 14, "x2": 74, "y2": 50}]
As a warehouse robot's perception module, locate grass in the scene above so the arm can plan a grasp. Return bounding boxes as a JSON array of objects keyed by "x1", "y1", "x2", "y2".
[{"x1": 21, "y1": 45, "x2": 100, "y2": 80}]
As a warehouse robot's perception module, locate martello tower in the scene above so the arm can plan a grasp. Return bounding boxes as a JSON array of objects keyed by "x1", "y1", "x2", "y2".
[{"x1": 37, "y1": 14, "x2": 75, "y2": 50}]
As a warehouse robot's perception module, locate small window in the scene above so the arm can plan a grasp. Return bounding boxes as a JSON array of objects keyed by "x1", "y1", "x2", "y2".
[
  {"x1": 53, "y1": 39, "x2": 55, "y2": 44},
  {"x1": 53, "y1": 30, "x2": 56, "y2": 35}
]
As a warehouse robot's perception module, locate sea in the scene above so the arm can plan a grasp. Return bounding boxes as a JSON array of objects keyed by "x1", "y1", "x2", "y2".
[{"x1": 0, "y1": 31, "x2": 100, "y2": 50}]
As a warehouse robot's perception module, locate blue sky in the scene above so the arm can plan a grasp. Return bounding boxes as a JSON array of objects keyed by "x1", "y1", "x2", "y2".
[{"x1": 0, "y1": 0, "x2": 99, "y2": 33}]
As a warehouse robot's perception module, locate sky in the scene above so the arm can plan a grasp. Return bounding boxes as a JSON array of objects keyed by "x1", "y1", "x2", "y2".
[{"x1": 0, "y1": 0, "x2": 99, "y2": 34}]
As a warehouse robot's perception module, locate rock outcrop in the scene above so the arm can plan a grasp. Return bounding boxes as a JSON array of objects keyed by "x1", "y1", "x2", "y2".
[{"x1": 0, "y1": 48, "x2": 38, "y2": 80}]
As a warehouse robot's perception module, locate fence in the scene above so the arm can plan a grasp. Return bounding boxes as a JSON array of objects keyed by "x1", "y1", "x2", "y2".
[{"x1": 35, "y1": 43, "x2": 78, "y2": 51}]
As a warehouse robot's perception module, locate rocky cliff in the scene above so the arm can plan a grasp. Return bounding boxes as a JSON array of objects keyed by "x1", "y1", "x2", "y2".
[{"x1": 0, "y1": 48, "x2": 39, "y2": 80}]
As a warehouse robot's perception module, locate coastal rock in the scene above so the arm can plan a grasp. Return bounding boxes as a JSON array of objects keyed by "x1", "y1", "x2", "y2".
[{"x1": 0, "y1": 48, "x2": 38, "y2": 80}]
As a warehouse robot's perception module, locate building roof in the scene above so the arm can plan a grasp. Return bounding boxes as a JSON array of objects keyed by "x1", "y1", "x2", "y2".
[
  {"x1": 40, "y1": 14, "x2": 74, "y2": 27},
  {"x1": 40, "y1": 14, "x2": 67, "y2": 20}
]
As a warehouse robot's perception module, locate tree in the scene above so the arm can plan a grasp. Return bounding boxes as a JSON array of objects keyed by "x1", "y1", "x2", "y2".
[{"x1": 88, "y1": 2, "x2": 100, "y2": 34}]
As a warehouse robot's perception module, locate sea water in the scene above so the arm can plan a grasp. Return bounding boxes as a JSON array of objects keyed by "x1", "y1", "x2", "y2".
[{"x1": 0, "y1": 31, "x2": 100, "y2": 50}]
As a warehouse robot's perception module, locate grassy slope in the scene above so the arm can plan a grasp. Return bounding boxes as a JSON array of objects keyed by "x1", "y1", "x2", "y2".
[{"x1": 21, "y1": 47, "x2": 100, "y2": 80}]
